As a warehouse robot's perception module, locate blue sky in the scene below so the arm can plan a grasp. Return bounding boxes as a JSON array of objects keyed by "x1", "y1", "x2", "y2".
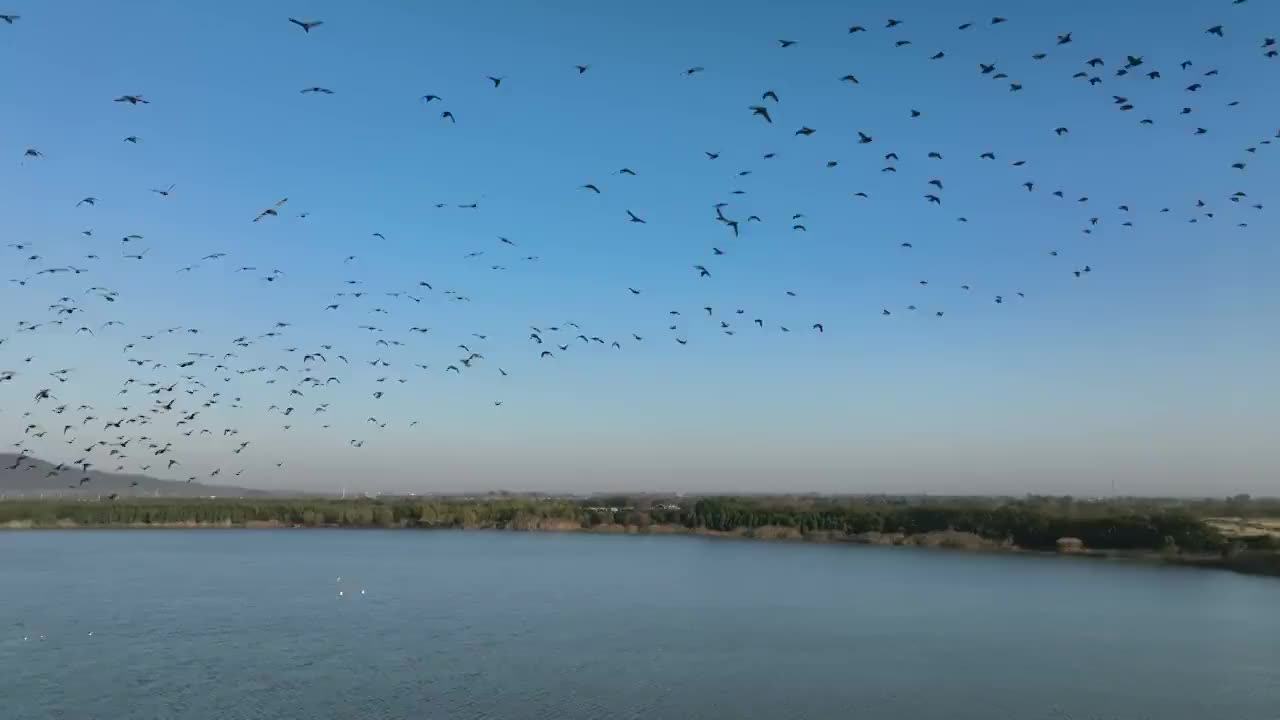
[{"x1": 1, "y1": 0, "x2": 1278, "y2": 495}]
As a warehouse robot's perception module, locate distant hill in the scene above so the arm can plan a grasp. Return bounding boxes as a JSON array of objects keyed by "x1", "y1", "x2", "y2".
[{"x1": 0, "y1": 454, "x2": 273, "y2": 498}]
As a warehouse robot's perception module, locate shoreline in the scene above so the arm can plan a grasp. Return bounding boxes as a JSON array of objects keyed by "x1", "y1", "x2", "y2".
[{"x1": 6, "y1": 519, "x2": 1277, "y2": 579}]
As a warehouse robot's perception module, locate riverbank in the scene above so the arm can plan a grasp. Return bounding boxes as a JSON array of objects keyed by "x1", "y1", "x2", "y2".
[{"x1": 5, "y1": 509, "x2": 1278, "y2": 578}]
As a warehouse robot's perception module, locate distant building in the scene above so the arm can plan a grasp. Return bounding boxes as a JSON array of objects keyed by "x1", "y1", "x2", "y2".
[{"x1": 1056, "y1": 537, "x2": 1086, "y2": 554}]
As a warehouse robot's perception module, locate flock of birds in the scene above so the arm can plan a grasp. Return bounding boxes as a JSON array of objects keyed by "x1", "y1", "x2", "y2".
[{"x1": 1, "y1": 5, "x2": 1276, "y2": 492}]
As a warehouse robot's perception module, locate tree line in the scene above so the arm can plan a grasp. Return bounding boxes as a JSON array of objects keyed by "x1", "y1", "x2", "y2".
[{"x1": 2, "y1": 494, "x2": 1275, "y2": 555}]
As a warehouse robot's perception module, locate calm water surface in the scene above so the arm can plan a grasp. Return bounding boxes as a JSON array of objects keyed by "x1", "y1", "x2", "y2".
[{"x1": 2, "y1": 530, "x2": 1277, "y2": 720}]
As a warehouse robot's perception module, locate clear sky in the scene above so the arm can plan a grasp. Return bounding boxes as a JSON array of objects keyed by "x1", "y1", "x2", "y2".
[{"x1": 1, "y1": 0, "x2": 1277, "y2": 496}]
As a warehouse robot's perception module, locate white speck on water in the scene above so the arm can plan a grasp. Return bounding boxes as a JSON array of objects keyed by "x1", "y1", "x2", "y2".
[{"x1": 338, "y1": 590, "x2": 344, "y2": 596}]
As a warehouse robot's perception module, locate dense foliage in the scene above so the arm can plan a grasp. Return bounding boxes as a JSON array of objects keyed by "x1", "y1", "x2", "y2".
[
  {"x1": 1, "y1": 493, "x2": 1269, "y2": 555},
  {"x1": 685, "y1": 497, "x2": 1224, "y2": 551}
]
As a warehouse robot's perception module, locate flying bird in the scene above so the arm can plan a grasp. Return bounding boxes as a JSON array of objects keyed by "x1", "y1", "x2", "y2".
[{"x1": 288, "y1": 18, "x2": 323, "y2": 33}]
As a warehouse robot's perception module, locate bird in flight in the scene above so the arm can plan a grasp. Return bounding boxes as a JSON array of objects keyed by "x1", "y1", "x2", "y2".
[
  {"x1": 114, "y1": 95, "x2": 148, "y2": 105},
  {"x1": 149, "y1": 184, "x2": 175, "y2": 197},
  {"x1": 288, "y1": 18, "x2": 323, "y2": 33},
  {"x1": 253, "y1": 198, "x2": 288, "y2": 222},
  {"x1": 301, "y1": 87, "x2": 334, "y2": 94}
]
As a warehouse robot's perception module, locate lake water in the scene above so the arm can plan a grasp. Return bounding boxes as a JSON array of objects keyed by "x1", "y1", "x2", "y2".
[{"x1": 2, "y1": 531, "x2": 1278, "y2": 720}]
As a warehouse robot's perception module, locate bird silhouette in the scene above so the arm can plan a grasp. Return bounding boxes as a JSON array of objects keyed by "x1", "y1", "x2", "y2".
[{"x1": 288, "y1": 18, "x2": 323, "y2": 33}]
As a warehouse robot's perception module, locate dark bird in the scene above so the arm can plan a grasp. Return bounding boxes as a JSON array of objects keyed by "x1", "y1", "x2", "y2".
[
  {"x1": 1206, "y1": 25, "x2": 1224, "y2": 37},
  {"x1": 795, "y1": 126, "x2": 815, "y2": 136},
  {"x1": 488, "y1": 76, "x2": 505, "y2": 87},
  {"x1": 684, "y1": 66, "x2": 705, "y2": 75},
  {"x1": 1054, "y1": 127, "x2": 1069, "y2": 136},
  {"x1": 114, "y1": 95, "x2": 148, "y2": 105},
  {"x1": 288, "y1": 18, "x2": 323, "y2": 32},
  {"x1": 626, "y1": 210, "x2": 646, "y2": 224},
  {"x1": 840, "y1": 75, "x2": 859, "y2": 85},
  {"x1": 300, "y1": 87, "x2": 334, "y2": 94},
  {"x1": 1057, "y1": 32, "x2": 1072, "y2": 44},
  {"x1": 778, "y1": 39, "x2": 797, "y2": 48},
  {"x1": 441, "y1": 111, "x2": 455, "y2": 123},
  {"x1": 762, "y1": 90, "x2": 779, "y2": 102},
  {"x1": 750, "y1": 106, "x2": 772, "y2": 123},
  {"x1": 575, "y1": 65, "x2": 589, "y2": 73}
]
